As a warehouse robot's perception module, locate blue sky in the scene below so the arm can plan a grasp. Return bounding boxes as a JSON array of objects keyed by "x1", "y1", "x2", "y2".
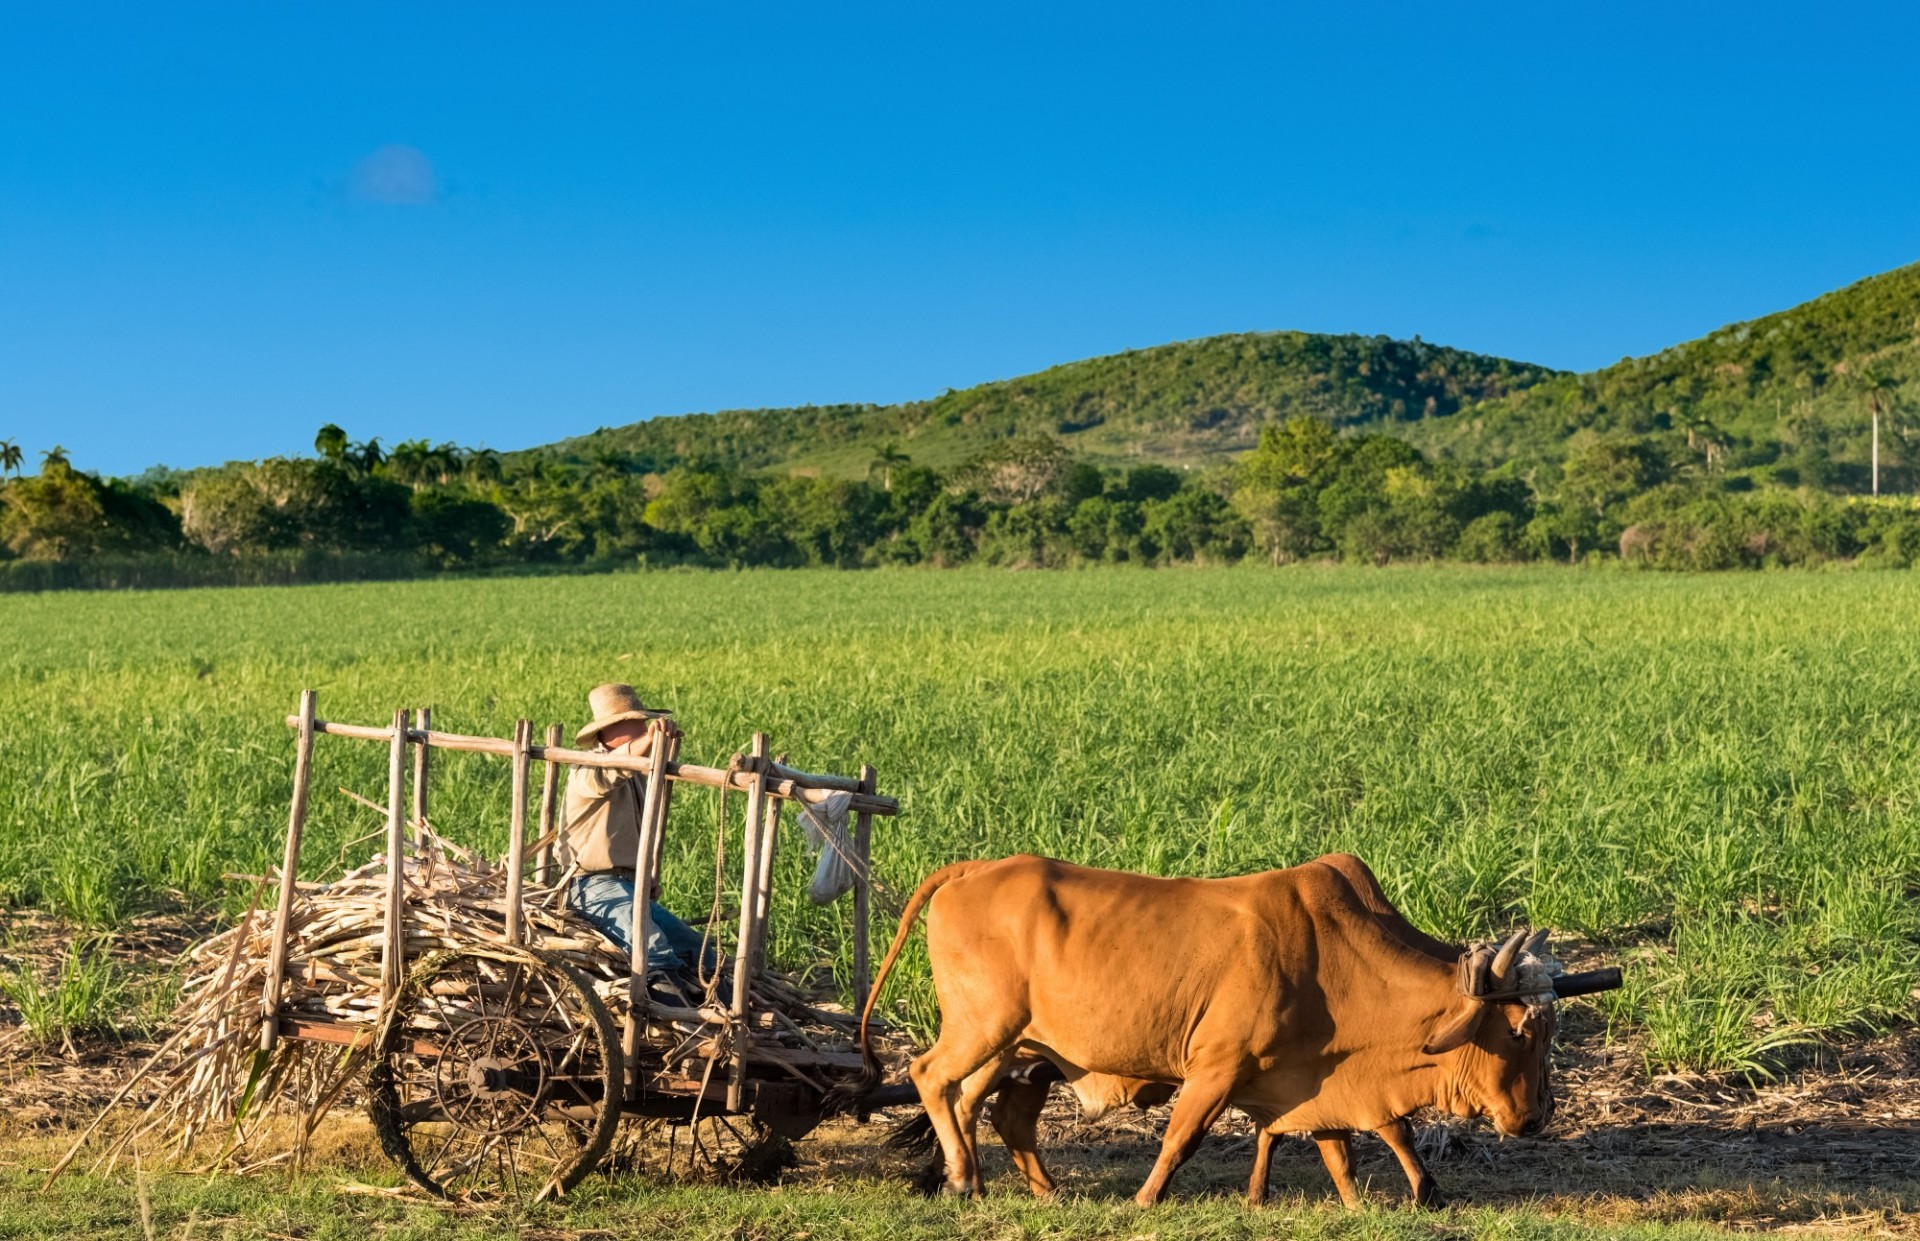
[{"x1": 5, "y1": 2, "x2": 1919, "y2": 476}]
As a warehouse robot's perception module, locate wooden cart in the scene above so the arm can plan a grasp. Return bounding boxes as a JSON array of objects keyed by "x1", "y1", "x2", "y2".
[{"x1": 256, "y1": 691, "x2": 908, "y2": 1203}]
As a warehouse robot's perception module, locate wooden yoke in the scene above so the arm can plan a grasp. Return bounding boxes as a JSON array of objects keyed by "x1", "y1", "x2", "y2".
[
  {"x1": 727, "y1": 732, "x2": 771, "y2": 1111},
  {"x1": 622, "y1": 718, "x2": 676, "y2": 1097},
  {"x1": 260, "y1": 689, "x2": 317, "y2": 1051}
]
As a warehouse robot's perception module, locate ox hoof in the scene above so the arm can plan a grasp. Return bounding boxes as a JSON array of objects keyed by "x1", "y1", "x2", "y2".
[
  {"x1": 1413, "y1": 1183, "x2": 1448, "y2": 1210},
  {"x1": 910, "y1": 1159, "x2": 946, "y2": 1198},
  {"x1": 939, "y1": 1181, "x2": 979, "y2": 1199}
]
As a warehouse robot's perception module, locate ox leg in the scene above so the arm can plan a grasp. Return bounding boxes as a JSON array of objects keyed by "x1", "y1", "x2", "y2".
[
  {"x1": 909, "y1": 1035, "x2": 1019, "y2": 1196},
  {"x1": 989, "y1": 1077, "x2": 1056, "y2": 1198},
  {"x1": 1312, "y1": 1130, "x2": 1361, "y2": 1209},
  {"x1": 1375, "y1": 1118, "x2": 1445, "y2": 1209},
  {"x1": 1246, "y1": 1127, "x2": 1276, "y2": 1206},
  {"x1": 952, "y1": 1053, "x2": 1023, "y2": 1196},
  {"x1": 1131, "y1": 1071, "x2": 1237, "y2": 1207}
]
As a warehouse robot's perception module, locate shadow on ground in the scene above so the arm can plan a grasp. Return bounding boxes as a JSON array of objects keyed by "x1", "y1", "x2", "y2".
[{"x1": 793, "y1": 1110, "x2": 1920, "y2": 1230}]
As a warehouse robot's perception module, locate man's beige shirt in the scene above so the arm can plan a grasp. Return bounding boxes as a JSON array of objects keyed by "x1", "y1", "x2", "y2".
[{"x1": 559, "y1": 748, "x2": 643, "y2": 874}]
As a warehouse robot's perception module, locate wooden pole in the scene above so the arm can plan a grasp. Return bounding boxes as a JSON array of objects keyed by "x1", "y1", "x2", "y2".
[
  {"x1": 649, "y1": 731, "x2": 681, "y2": 883},
  {"x1": 727, "y1": 732, "x2": 770, "y2": 1111},
  {"x1": 852, "y1": 763, "x2": 876, "y2": 1020},
  {"x1": 534, "y1": 723, "x2": 562, "y2": 885},
  {"x1": 380, "y1": 709, "x2": 409, "y2": 1010},
  {"x1": 504, "y1": 719, "x2": 532, "y2": 946},
  {"x1": 749, "y1": 790, "x2": 780, "y2": 977},
  {"x1": 410, "y1": 707, "x2": 431, "y2": 844},
  {"x1": 623, "y1": 720, "x2": 674, "y2": 1096},
  {"x1": 260, "y1": 689, "x2": 317, "y2": 1051},
  {"x1": 1873, "y1": 409, "x2": 1881, "y2": 497}
]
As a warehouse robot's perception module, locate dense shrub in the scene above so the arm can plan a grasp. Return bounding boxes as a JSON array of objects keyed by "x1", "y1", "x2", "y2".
[
  {"x1": 7, "y1": 417, "x2": 1919, "y2": 587},
  {"x1": 1454, "y1": 511, "x2": 1530, "y2": 563}
]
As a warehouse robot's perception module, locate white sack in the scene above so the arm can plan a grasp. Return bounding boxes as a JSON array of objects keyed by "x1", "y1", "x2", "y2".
[{"x1": 796, "y1": 791, "x2": 858, "y2": 905}]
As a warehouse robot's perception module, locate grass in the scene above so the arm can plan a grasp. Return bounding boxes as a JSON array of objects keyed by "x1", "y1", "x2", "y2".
[
  {"x1": 2, "y1": 565, "x2": 1918, "y2": 1076},
  {"x1": 3, "y1": 1116, "x2": 1899, "y2": 1241},
  {"x1": 0, "y1": 935, "x2": 127, "y2": 1048},
  {"x1": 0, "y1": 1165, "x2": 1769, "y2": 1241}
]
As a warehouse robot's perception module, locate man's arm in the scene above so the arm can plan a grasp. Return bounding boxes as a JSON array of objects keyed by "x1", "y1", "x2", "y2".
[{"x1": 565, "y1": 726, "x2": 664, "y2": 807}]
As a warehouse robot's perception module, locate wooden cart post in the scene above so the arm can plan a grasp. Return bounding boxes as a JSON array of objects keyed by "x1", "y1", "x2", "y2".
[
  {"x1": 853, "y1": 763, "x2": 876, "y2": 1018},
  {"x1": 727, "y1": 732, "x2": 771, "y2": 1111},
  {"x1": 259, "y1": 689, "x2": 317, "y2": 1051},
  {"x1": 621, "y1": 719, "x2": 673, "y2": 1088},
  {"x1": 534, "y1": 723, "x2": 562, "y2": 885},
  {"x1": 380, "y1": 709, "x2": 410, "y2": 1008},
  {"x1": 504, "y1": 719, "x2": 533, "y2": 946},
  {"x1": 648, "y1": 731, "x2": 680, "y2": 883},
  {"x1": 749, "y1": 788, "x2": 780, "y2": 976},
  {"x1": 410, "y1": 707, "x2": 431, "y2": 844}
]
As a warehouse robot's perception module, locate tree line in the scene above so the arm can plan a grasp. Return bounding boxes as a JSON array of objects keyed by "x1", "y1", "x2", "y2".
[{"x1": 3, "y1": 418, "x2": 1918, "y2": 589}]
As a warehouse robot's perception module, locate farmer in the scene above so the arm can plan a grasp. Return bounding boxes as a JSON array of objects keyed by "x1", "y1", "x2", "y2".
[{"x1": 560, "y1": 683, "x2": 715, "y2": 989}]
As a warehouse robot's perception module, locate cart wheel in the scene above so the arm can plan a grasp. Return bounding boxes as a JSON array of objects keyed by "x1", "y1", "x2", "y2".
[{"x1": 368, "y1": 944, "x2": 622, "y2": 1204}]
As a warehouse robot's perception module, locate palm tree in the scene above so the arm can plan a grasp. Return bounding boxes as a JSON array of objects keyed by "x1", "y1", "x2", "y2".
[
  {"x1": 0, "y1": 438, "x2": 21, "y2": 479},
  {"x1": 868, "y1": 442, "x2": 910, "y2": 492},
  {"x1": 387, "y1": 439, "x2": 432, "y2": 489},
  {"x1": 1862, "y1": 371, "x2": 1899, "y2": 496},
  {"x1": 464, "y1": 447, "x2": 502, "y2": 485},
  {"x1": 588, "y1": 448, "x2": 632, "y2": 483},
  {"x1": 40, "y1": 445, "x2": 71, "y2": 473},
  {"x1": 426, "y1": 442, "x2": 462, "y2": 485},
  {"x1": 350, "y1": 437, "x2": 385, "y2": 475},
  {"x1": 314, "y1": 423, "x2": 349, "y2": 463}
]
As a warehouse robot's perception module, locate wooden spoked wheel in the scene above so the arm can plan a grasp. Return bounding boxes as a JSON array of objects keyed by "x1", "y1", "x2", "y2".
[{"x1": 368, "y1": 945, "x2": 622, "y2": 1204}]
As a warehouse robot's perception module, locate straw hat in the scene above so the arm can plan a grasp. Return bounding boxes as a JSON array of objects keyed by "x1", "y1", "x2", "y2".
[{"x1": 576, "y1": 683, "x2": 672, "y2": 745}]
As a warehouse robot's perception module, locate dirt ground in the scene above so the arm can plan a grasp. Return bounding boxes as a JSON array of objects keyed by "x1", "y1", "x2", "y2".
[{"x1": 4, "y1": 911, "x2": 1917, "y2": 1232}]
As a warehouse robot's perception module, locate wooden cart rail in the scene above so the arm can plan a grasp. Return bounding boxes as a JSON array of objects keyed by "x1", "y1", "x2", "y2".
[{"x1": 284, "y1": 714, "x2": 900, "y2": 816}]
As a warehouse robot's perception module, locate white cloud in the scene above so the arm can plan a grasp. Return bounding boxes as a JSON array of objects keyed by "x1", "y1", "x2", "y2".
[{"x1": 351, "y1": 145, "x2": 438, "y2": 205}]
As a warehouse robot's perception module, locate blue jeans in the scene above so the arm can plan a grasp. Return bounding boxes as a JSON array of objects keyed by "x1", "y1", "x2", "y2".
[{"x1": 567, "y1": 872, "x2": 715, "y2": 975}]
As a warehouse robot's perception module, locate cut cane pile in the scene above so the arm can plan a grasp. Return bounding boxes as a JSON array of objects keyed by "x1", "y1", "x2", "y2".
[{"x1": 49, "y1": 829, "x2": 864, "y2": 1182}]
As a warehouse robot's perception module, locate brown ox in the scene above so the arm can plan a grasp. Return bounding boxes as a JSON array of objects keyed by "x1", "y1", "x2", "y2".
[
  {"x1": 859, "y1": 853, "x2": 1587, "y2": 1206},
  {"x1": 882, "y1": 853, "x2": 1466, "y2": 1204}
]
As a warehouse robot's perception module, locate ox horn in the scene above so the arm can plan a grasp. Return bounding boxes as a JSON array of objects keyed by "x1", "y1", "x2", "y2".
[
  {"x1": 1522, "y1": 928, "x2": 1551, "y2": 958},
  {"x1": 1490, "y1": 929, "x2": 1528, "y2": 981}
]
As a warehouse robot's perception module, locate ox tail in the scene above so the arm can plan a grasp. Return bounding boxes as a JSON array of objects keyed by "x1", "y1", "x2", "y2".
[
  {"x1": 884, "y1": 1108, "x2": 939, "y2": 1156},
  {"x1": 851, "y1": 860, "x2": 980, "y2": 1095}
]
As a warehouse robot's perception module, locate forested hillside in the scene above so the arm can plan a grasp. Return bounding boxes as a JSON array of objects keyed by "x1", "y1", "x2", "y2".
[
  {"x1": 7, "y1": 261, "x2": 1920, "y2": 589},
  {"x1": 1404, "y1": 261, "x2": 1920, "y2": 489},
  {"x1": 532, "y1": 261, "x2": 1920, "y2": 496},
  {"x1": 530, "y1": 333, "x2": 1560, "y2": 477}
]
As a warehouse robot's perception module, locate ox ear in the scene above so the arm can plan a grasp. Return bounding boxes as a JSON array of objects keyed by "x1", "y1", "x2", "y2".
[{"x1": 1422, "y1": 1000, "x2": 1486, "y2": 1055}]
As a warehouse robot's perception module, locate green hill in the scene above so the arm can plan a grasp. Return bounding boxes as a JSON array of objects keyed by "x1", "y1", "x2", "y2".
[
  {"x1": 1403, "y1": 261, "x2": 1920, "y2": 489},
  {"x1": 526, "y1": 260, "x2": 1920, "y2": 493},
  {"x1": 525, "y1": 333, "x2": 1560, "y2": 477}
]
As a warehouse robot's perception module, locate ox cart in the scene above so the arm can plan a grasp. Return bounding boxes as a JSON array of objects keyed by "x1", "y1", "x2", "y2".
[{"x1": 253, "y1": 691, "x2": 910, "y2": 1203}]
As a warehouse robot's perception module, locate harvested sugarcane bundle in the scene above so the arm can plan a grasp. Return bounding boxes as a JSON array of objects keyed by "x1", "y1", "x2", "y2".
[{"x1": 49, "y1": 827, "x2": 868, "y2": 1185}]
